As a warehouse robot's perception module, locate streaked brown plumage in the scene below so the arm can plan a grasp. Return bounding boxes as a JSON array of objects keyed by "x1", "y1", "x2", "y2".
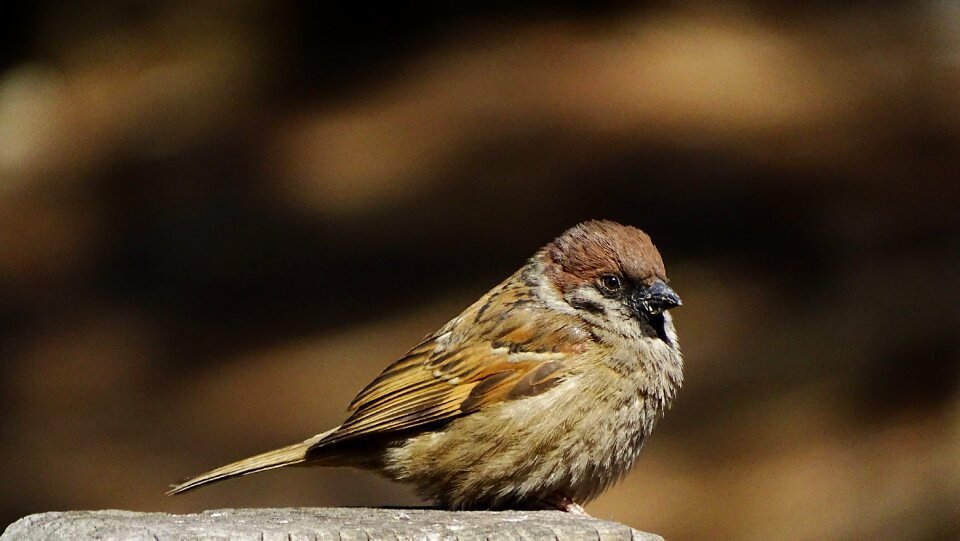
[{"x1": 168, "y1": 220, "x2": 683, "y2": 514}]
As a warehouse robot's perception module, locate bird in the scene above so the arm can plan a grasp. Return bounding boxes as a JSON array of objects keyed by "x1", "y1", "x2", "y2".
[{"x1": 167, "y1": 219, "x2": 683, "y2": 515}]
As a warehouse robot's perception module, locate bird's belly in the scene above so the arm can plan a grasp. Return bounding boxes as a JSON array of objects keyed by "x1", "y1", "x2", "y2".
[{"x1": 383, "y1": 373, "x2": 655, "y2": 509}]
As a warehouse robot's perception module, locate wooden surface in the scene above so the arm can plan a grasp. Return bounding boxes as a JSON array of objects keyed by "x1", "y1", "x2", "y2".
[{"x1": 1, "y1": 508, "x2": 664, "y2": 540}]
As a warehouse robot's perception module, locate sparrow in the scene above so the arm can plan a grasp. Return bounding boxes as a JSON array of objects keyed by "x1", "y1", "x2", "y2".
[{"x1": 168, "y1": 220, "x2": 683, "y2": 515}]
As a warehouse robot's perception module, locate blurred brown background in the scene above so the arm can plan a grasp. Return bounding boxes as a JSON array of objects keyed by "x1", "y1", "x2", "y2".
[{"x1": 1, "y1": 2, "x2": 958, "y2": 540}]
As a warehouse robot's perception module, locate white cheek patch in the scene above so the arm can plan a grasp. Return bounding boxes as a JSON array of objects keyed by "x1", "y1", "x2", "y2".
[
  {"x1": 534, "y1": 279, "x2": 579, "y2": 316},
  {"x1": 564, "y1": 286, "x2": 612, "y2": 315}
]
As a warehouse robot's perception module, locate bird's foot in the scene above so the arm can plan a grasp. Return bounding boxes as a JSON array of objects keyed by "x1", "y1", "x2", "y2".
[{"x1": 542, "y1": 495, "x2": 591, "y2": 516}]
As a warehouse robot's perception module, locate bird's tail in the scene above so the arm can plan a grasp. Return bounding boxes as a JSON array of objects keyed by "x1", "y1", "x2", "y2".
[{"x1": 166, "y1": 430, "x2": 333, "y2": 495}]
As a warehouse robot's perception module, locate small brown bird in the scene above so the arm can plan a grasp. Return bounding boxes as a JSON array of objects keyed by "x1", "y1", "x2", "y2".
[{"x1": 168, "y1": 220, "x2": 683, "y2": 514}]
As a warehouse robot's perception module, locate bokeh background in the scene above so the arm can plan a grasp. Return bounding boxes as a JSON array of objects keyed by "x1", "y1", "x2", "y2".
[{"x1": 1, "y1": 3, "x2": 958, "y2": 540}]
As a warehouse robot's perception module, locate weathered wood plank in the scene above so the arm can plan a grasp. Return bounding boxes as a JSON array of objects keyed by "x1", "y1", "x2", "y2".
[{"x1": 1, "y1": 508, "x2": 664, "y2": 541}]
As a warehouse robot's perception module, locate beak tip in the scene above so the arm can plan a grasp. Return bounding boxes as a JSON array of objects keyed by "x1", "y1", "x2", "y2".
[
  {"x1": 654, "y1": 280, "x2": 682, "y2": 310},
  {"x1": 633, "y1": 279, "x2": 682, "y2": 314}
]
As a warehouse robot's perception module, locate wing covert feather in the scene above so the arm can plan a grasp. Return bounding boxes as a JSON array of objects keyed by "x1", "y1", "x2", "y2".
[{"x1": 312, "y1": 277, "x2": 590, "y2": 449}]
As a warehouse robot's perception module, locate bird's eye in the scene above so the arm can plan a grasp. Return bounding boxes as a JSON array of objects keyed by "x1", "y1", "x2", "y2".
[{"x1": 599, "y1": 274, "x2": 622, "y2": 292}]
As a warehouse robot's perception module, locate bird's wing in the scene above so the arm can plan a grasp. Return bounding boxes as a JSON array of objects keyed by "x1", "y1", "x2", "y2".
[{"x1": 311, "y1": 281, "x2": 590, "y2": 449}]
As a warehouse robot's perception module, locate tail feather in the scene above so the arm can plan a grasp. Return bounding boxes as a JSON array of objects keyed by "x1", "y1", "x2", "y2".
[{"x1": 167, "y1": 431, "x2": 332, "y2": 495}]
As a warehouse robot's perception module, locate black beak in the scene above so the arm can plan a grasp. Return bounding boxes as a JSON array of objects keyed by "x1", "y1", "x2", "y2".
[{"x1": 632, "y1": 279, "x2": 682, "y2": 316}]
